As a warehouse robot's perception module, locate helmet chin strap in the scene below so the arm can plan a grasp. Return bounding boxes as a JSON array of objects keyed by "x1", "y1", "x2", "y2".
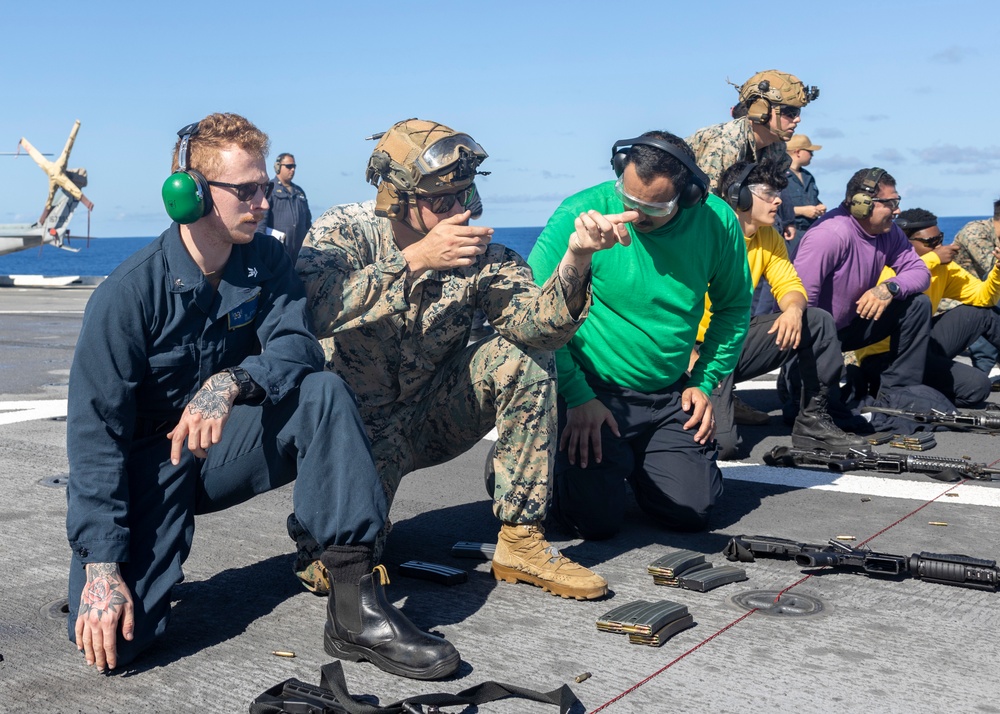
[{"x1": 404, "y1": 195, "x2": 431, "y2": 236}]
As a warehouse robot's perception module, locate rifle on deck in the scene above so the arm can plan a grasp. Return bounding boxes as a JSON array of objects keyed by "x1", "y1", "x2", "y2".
[
  {"x1": 860, "y1": 405, "x2": 1000, "y2": 433},
  {"x1": 763, "y1": 445, "x2": 1000, "y2": 482},
  {"x1": 724, "y1": 535, "x2": 1000, "y2": 591}
]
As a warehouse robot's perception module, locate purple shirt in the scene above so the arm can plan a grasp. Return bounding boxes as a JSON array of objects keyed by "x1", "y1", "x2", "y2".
[{"x1": 793, "y1": 205, "x2": 930, "y2": 330}]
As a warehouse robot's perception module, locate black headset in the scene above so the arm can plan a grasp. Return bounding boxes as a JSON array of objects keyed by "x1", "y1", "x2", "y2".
[
  {"x1": 161, "y1": 122, "x2": 213, "y2": 224},
  {"x1": 610, "y1": 136, "x2": 710, "y2": 209},
  {"x1": 849, "y1": 167, "x2": 887, "y2": 220},
  {"x1": 274, "y1": 154, "x2": 292, "y2": 175},
  {"x1": 725, "y1": 162, "x2": 757, "y2": 212}
]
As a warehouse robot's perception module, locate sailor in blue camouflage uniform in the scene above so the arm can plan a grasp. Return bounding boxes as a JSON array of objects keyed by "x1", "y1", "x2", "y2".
[
  {"x1": 66, "y1": 113, "x2": 460, "y2": 681},
  {"x1": 296, "y1": 118, "x2": 631, "y2": 601}
]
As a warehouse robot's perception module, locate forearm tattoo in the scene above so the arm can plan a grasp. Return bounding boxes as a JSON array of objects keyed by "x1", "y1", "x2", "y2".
[
  {"x1": 187, "y1": 373, "x2": 237, "y2": 419},
  {"x1": 559, "y1": 263, "x2": 590, "y2": 317},
  {"x1": 80, "y1": 563, "x2": 127, "y2": 621}
]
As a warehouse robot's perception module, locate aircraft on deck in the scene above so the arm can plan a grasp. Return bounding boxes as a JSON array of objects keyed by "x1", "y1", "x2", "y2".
[{"x1": 0, "y1": 120, "x2": 93, "y2": 257}]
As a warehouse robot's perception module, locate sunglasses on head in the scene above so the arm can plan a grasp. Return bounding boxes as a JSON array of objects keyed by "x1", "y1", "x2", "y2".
[
  {"x1": 207, "y1": 180, "x2": 273, "y2": 202},
  {"x1": 420, "y1": 185, "x2": 477, "y2": 214},
  {"x1": 910, "y1": 232, "x2": 944, "y2": 248}
]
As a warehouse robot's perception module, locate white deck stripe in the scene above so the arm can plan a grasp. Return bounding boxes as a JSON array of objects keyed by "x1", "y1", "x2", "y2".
[
  {"x1": 9, "y1": 400, "x2": 999, "y2": 507},
  {"x1": 0, "y1": 399, "x2": 68, "y2": 424},
  {"x1": 720, "y1": 461, "x2": 1000, "y2": 507}
]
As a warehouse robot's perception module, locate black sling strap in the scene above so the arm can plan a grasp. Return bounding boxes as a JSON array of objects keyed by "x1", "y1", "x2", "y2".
[{"x1": 250, "y1": 661, "x2": 581, "y2": 714}]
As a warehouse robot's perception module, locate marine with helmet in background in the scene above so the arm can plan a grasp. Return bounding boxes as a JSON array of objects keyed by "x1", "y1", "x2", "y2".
[
  {"x1": 687, "y1": 69, "x2": 820, "y2": 193},
  {"x1": 295, "y1": 118, "x2": 629, "y2": 602}
]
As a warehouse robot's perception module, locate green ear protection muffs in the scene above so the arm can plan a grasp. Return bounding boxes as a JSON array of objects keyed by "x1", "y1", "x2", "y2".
[
  {"x1": 162, "y1": 122, "x2": 213, "y2": 224},
  {"x1": 849, "y1": 167, "x2": 887, "y2": 220}
]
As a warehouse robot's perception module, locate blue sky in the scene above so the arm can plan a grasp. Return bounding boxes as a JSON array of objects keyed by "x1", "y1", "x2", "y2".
[{"x1": 1, "y1": 1, "x2": 997, "y2": 237}]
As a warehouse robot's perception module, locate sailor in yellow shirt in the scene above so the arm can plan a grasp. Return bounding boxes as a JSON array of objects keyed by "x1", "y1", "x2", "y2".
[
  {"x1": 702, "y1": 161, "x2": 865, "y2": 458},
  {"x1": 854, "y1": 208, "x2": 1000, "y2": 406}
]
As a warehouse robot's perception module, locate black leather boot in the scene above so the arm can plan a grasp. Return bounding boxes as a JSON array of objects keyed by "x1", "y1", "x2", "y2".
[
  {"x1": 792, "y1": 390, "x2": 868, "y2": 451},
  {"x1": 324, "y1": 565, "x2": 461, "y2": 680}
]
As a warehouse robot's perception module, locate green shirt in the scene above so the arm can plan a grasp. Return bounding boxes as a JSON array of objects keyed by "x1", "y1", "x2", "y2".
[{"x1": 527, "y1": 181, "x2": 752, "y2": 407}]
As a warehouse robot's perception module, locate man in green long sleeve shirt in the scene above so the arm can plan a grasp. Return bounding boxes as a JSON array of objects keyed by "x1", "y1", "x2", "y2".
[{"x1": 528, "y1": 131, "x2": 752, "y2": 538}]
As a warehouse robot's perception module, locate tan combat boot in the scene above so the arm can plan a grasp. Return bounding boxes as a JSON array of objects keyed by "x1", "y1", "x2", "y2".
[{"x1": 492, "y1": 524, "x2": 608, "y2": 600}]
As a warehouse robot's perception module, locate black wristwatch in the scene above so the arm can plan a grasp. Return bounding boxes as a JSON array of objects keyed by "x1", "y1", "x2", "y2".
[
  {"x1": 884, "y1": 281, "x2": 900, "y2": 298},
  {"x1": 224, "y1": 366, "x2": 264, "y2": 404}
]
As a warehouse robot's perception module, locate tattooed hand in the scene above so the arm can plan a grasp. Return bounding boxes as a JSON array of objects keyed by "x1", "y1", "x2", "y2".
[
  {"x1": 558, "y1": 210, "x2": 638, "y2": 317},
  {"x1": 76, "y1": 562, "x2": 135, "y2": 672},
  {"x1": 168, "y1": 372, "x2": 239, "y2": 464}
]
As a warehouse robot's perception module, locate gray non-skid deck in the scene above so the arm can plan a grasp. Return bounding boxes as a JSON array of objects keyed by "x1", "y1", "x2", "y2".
[{"x1": 1, "y1": 285, "x2": 998, "y2": 713}]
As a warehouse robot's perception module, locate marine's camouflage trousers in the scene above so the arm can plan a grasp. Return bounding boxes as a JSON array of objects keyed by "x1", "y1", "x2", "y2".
[
  {"x1": 289, "y1": 334, "x2": 557, "y2": 593},
  {"x1": 367, "y1": 332, "x2": 557, "y2": 524}
]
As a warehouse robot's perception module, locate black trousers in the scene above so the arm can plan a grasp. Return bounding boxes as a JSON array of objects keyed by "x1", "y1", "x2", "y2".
[
  {"x1": 712, "y1": 307, "x2": 842, "y2": 459},
  {"x1": 863, "y1": 304, "x2": 1000, "y2": 406},
  {"x1": 553, "y1": 377, "x2": 722, "y2": 540},
  {"x1": 67, "y1": 372, "x2": 386, "y2": 666},
  {"x1": 839, "y1": 293, "x2": 931, "y2": 393}
]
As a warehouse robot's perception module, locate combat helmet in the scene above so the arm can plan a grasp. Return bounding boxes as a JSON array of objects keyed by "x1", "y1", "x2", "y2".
[
  {"x1": 365, "y1": 118, "x2": 488, "y2": 223},
  {"x1": 738, "y1": 70, "x2": 820, "y2": 124}
]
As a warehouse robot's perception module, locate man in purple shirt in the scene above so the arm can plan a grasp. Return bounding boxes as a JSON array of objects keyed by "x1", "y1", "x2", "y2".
[{"x1": 793, "y1": 168, "x2": 931, "y2": 398}]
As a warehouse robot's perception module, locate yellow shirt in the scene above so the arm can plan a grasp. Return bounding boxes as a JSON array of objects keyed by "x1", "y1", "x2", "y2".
[
  {"x1": 697, "y1": 224, "x2": 806, "y2": 342},
  {"x1": 854, "y1": 252, "x2": 1000, "y2": 362}
]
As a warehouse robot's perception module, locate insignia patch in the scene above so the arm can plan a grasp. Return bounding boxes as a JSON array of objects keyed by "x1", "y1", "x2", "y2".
[
  {"x1": 248, "y1": 267, "x2": 258, "y2": 278},
  {"x1": 228, "y1": 292, "x2": 260, "y2": 330}
]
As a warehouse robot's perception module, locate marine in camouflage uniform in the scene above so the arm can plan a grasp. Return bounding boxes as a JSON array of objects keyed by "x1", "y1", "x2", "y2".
[
  {"x1": 952, "y1": 208, "x2": 1000, "y2": 373},
  {"x1": 954, "y1": 217, "x2": 999, "y2": 280},
  {"x1": 296, "y1": 119, "x2": 630, "y2": 601},
  {"x1": 298, "y1": 199, "x2": 578, "y2": 522},
  {"x1": 686, "y1": 69, "x2": 818, "y2": 192},
  {"x1": 686, "y1": 115, "x2": 790, "y2": 193}
]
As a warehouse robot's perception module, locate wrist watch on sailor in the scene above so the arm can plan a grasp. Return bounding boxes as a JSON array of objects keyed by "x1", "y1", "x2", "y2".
[
  {"x1": 884, "y1": 281, "x2": 900, "y2": 299},
  {"x1": 224, "y1": 366, "x2": 260, "y2": 403}
]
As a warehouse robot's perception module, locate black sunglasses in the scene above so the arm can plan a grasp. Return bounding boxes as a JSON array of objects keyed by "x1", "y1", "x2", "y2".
[
  {"x1": 777, "y1": 105, "x2": 801, "y2": 119},
  {"x1": 420, "y1": 186, "x2": 476, "y2": 214},
  {"x1": 910, "y1": 232, "x2": 944, "y2": 248},
  {"x1": 281, "y1": 163, "x2": 297, "y2": 169},
  {"x1": 207, "y1": 180, "x2": 273, "y2": 202}
]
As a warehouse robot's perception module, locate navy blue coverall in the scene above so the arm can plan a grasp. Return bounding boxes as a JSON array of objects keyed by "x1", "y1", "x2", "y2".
[
  {"x1": 265, "y1": 179, "x2": 312, "y2": 263},
  {"x1": 66, "y1": 224, "x2": 386, "y2": 665}
]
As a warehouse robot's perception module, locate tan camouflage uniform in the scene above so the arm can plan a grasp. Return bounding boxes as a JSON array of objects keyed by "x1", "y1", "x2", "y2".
[
  {"x1": 686, "y1": 116, "x2": 790, "y2": 192},
  {"x1": 296, "y1": 201, "x2": 589, "y2": 524},
  {"x1": 953, "y1": 219, "x2": 998, "y2": 280}
]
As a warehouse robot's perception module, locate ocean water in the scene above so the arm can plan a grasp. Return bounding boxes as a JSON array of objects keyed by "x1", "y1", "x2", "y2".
[
  {"x1": 0, "y1": 218, "x2": 984, "y2": 278},
  {"x1": 0, "y1": 226, "x2": 545, "y2": 278}
]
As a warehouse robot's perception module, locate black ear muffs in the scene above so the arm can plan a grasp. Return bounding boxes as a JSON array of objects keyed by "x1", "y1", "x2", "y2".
[
  {"x1": 849, "y1": 167, "x2": 886, "y2": 220},
  {"x1": 610, "y1": 136, "x2": 710, "y2": 209},
  {"x1": 274, "y1": 159, "x2": 282, "y2": 175},
  {"x1": 725, "y1": 163, "x2": 757, "y2": 212},
  {"x1": 162, "y1": 122, "x2": 213, "y2": 224}
]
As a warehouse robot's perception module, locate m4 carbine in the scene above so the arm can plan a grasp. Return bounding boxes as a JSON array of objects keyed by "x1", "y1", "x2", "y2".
[
  {"x1": 763, "y1": 445, "x2": 1000, "y2": 482},
  {"x1": 860, "y1": 405, "x2": 1000, "y2": 433},
  {"x1": 725, "y1": 535, "x2": 1000, "y2": 591}
]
